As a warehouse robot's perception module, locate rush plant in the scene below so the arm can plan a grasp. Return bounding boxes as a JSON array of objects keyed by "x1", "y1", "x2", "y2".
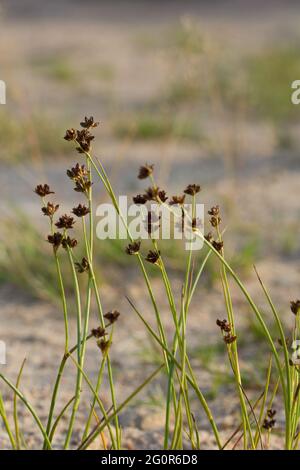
[{"x1": 0, "y1": 117, "x2": 299, "y2": 450}]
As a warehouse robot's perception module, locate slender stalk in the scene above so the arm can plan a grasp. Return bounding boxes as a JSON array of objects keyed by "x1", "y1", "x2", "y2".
[
  {"x1": 81, "y1": 159, "x2": 121, "y2": 448},
  {"x1": 64, "y1": 246, "x2": 83, "y2": 449},
  {"x1": 44, "y1": 333, "x2": 94, "y2": 447},
  {"x1": 69, "y1": 354, "x2": 117, "y2": 449},
  {"x1": 0, "y1": 374, "x2": 51, "y2": 449},
  {"x1": 254, "y1": 356, "x2": 272, "y2": 448},
  {"x1": 0, "y1": 393, "x2": 16, "y2": 449},
  {"x1": 81, "y1": 352, "x2": 107, "y2": 441},
  {"x1": 46, "y1": 209, "x2": 69, "y2": 353},
  {"x1": 49, "y1": 396, "x2": 75, "y2": 443},
  {"x1": 82, "y1": 149, "x2": 176, "y2": 447},
  {"x1": 78, "y1": 364, "x2": 164, "y2": 450},
  {"x1": 13, "y1": 358, "x2": 26, "y2": 449},
  {"x1": 43, "y1": 210, "x2": 69, "y2": 445},
  {"x1": 193, "y1": 229, "x2": 289, "y2": 447},
  {"x1": 127, "y1": 296, "x2": 222, "y2": 449},
  {"x1": 253, "y1": 266, "x2": 292, "y2": 449}
]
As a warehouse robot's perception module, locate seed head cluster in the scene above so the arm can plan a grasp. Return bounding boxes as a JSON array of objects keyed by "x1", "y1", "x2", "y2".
[
  {"x1": 216, "y1": 318, "x2": 237, "y2": 344},
  {"x1": 263, "y1": 409, "x2": 276, "y2": 430}
]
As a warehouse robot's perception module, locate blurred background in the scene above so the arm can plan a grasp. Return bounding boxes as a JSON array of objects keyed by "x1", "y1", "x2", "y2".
[{"x1": 0, "y1": 0, "x2": 300, "y2": 449}]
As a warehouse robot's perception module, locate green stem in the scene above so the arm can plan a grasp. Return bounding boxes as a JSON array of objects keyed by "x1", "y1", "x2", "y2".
[
  {"x1": 13, "y1": 358, "x2": 26, "y2": 449},
  {"x1": 0, "y1": 374, "x2": 51, "y2": 449},
  {"x1": 78, "y1": 364, "x2": 164, "y2": 450},
  {"x1": 127, "y1": 296, "x2": 222, "y2": 449},
  {"x1": 64, "y1": 246, "x2": 83, "y2": 449},
  {"x1": 0, "y1": 393, "x2": 16, "y2": 449}
]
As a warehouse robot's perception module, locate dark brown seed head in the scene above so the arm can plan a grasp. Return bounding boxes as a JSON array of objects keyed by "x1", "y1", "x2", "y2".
[
  {"x1": 72, "y1": 204, "x2": 90, "y2": 217},
  {"x1": 55, "y1": 214, "x2": 75, "y2": 229},
  {"x1": 267, "y1": 409, "x2": 276, "y2": 419},
  {"x1": 104, "y1": 310, "x2": 120, "y2": 325},
  {"x1": 76, "y1": 129, "x2": 94, "y2": 142},
  {"x1": 209, "y1": 206, "x2": 221, "y2": 227},
  {"x1": 212, "y1": 240, "x2": 224, "y2": 253},
  {"x1": 263, "y1": 417, "x2": 276, "y2": 430},
  {"x1": 133, "y1": 194, "x2": 148, "y2": 205},
  {"x1": 184, "y1": 184, "x2": 201, "y2": 196},
  {"x1": 74, "y1": 179, "x2": 92, "y2": 194},
  {"x1": 224, "y1": 333, "x2": 237, "y2": 344},
  {"x1": 290, "y1": 300, "x2": 300, "y2": 315},
  {"x1": 97, "y1": 339, "x2": 111, "y2": 355},
  {"x1": 208, "y1": 205, "x2": 220, "y2": 216},
  {"x1": 62, "y1": 236, "x2": 77, "y2": 249},
  {"x1": 216, "y1": 319, "x2": 232, "y2": 333},
  {"x1": 34, "y1": 184, "x2": 54, "y2": 197},
  {"x1": 125, "y1": 240, "x2": 141, "y2": 255},
  {"x1": 204, "y1": 232, "x2": 214, "y2": 243},
  {"x1": 80, "y1": 116, "x2": 99, "y2": 129},
  {"x1": 64, "y1": 128, "x2": 77, "y2": 141},
  {"x1": 91, "y1": 326, "x2": 106, "y2": 338},
  {"x1": 42, "y1": 202, "x2": 59, "y2": 217},
  {"x1": 75, "y1": 257, "x2": 89, "y2": 274},
  {"x1": 210, "y1": 216, "x2": 221, "y2": 227},
  {"x1": 75, "y1": 128, "x2": 95, "y2": 153},
  {"x1": 47, "y1": 232, "x2": 63, "y2": 250},
  {"x1": 169, "y1": 195, "x2": 185, "y2": 206},
  {"x1": 157, "y1": 190, "x2": 168, "y2": 203},
  {"x1": 144, "y1": 186, "x2": 159, "y2": 201},
  {"x1": 138, "y1": 163, "x2": 154, "y2": 180},
  {"x1": 145, "y1": 249, "x2": 160, "y2": 265},
  {"x1": 67, "y1": 163, "x2": 88, "y2": 181}
]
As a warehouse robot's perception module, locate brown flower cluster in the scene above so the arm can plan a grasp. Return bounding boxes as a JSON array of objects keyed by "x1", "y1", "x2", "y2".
[
  {"x1": 47, "y1": 232, "x2": 77, "y2": 251},
  {"x1": 67, "y1": 163, "x2": 91, "y2": 196},
  {"x1": 72, "y1": 204, "x2": 90, "y2": 217},
  {"x1": 169, "y1": 195, "x2": 185, "y2": 206},
  {"x1": 42, "y1": 202, "x2": 59, "y2": 217},
  {"x1": 133, "y1": 194, "x2": 148, "y2": 205},
  {"x1": 216, "y1": 318, "x2": 237, "y2": 344},
  {"x1": 263, "y1": 409, "x2": 276, "y2": 430},
  {"x1": 145, "y1": 249, "x2": 160, "y2": 265},
  {"x1": 91, "y1": 309, "x2": 121, "y2": 354},
  {"x1": 47, "y1": 232, "x2": 63, "y2": 251},
  {"x1": 146, "y1": 187, "x2": 168, "y2": 203},
  {"x1": 125, "y1": 240, "x2": 141, "y2": 255},
  {"x1": 75, "y1": 257, "x2": 89, "y2": 273},
  {"x1": 290, "y1": 300, "x2": 300, "y2": 316},
  {"x1": 67, "y1": 163, "x2": 88, "y2": 180},
  {"x1": 55, "y1": 214, "x2": 75, "y2": 230},
  {"x1": 138, "y1": 164, "x2": 154, "y2": 180},
  {"x1": 184, "y1": 184, "x2": 201, "y2": 196},
  {"x1": 104, "y1": 310, "x2": 120, "y2": 324},
  {"x1": 91, "y1": 326, "x2": 106, "y2": 338},
  {"x1": 64, "y1": 116, "x2": 99, "y2": 154},
  {"x1": 204, "y1": 232, "x2": 224, "y2": 253},
  {"x1": 62, "y1": 236, "x2": 78, "y2": 249},
  {"x1": 97, "y1": 339, "x2": 111, "y2": 355},
  {"x1": 34, "y1": 184, "x2": 54, "y2": 197},
  {"x1": 208, "y1": 205, "x2": 221, "y2": 228}
]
